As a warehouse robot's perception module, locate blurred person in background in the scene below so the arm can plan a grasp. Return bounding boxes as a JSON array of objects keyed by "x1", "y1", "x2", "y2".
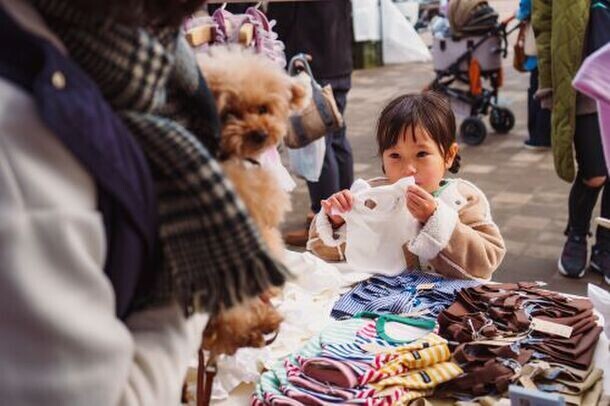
[
  {"x1": 516, "y1": 0, "x2": 551, "y2": 150},
  {"x1": 0, "y1": 0, "x2": 285, "y2": 404},
  {"x1": 267, "y1": 0, "x2": 355, "y2": 247},
  {"x1": 533, "y1": 0, "x2": 610, "y2": 279}
]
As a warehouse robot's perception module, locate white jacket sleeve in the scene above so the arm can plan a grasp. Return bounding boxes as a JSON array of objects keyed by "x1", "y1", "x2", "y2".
[{"x1": 0, "y1": 78, "x2": 206, "y2": 405}]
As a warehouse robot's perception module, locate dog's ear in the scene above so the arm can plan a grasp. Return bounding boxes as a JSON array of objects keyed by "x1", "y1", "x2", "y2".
[
  {"x1": 202, "y1": 71, "x2": 232, "y2": 113},
  {"x1": 288, "y1": 73, "x2": 311, "y2": 113}
]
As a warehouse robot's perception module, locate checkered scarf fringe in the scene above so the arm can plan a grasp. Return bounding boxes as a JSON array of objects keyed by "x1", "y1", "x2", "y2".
[{"x1": 33, "y1": 0, "x2": 287, "y2": 315}]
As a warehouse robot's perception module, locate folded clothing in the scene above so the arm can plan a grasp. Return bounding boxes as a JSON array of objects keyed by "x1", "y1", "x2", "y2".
[
  {"x1": 331, "y1": 272, "x2": 481, "y2": 320},
  {"x1": 253, "y1": 315, "x2": 462, "y2": 405},
  {"x1": 435, "y1": 282, "x2": 604, "y2": 399}
]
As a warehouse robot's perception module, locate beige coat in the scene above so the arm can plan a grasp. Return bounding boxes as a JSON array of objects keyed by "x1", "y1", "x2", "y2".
[{"x1": 307, "y1": 178, "x2": 505, "y2": 280}]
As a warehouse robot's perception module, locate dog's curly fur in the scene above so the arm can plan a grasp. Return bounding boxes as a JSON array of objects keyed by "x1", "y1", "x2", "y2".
[
  {"x1": 197, "y1": 46, "x2": 309, "y2": 355},
  {"x1": 199, "y1": 46, "x2": 309, "y2": 260}
]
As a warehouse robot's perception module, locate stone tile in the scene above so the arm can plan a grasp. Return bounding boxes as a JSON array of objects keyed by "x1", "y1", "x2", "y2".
[
  {"x1": 537, "y1": 162, "x2": 556, "y2": 171},
  {"x1": 460, "y1": 164, "x2": 496, "y2": 174},
  {"x1": 537, "y1": 231, "x2": 568, "y2": 245},
  {"x1": 504, "y1": 239, "x2": 526, "y2": 254},
  {"x1": 353, "y1": 163, "x2": 372, "y2": 173},
  {"x1": 523, "y1": 244, "x2": 560, "y2": 260},
  {"x1": 510, "y1": 151, "x2": 546, "y2": 163},
  {"x1": 491, "y1": 192, "x2": 532, "y2": 205},
  {"x1": 497, "y1": 139, "x2": 525, "y2": 149},
  {"x1": 504, "y1": 215, "x2": 551, "y2": 230},
  {"x1": 505, "y1": 161, "x2": 531, "y2": 168}
]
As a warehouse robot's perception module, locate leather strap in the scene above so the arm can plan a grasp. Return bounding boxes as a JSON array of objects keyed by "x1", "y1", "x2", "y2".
[{"x1": 196, "y1": 349, "x2": 217, "y2": 406}]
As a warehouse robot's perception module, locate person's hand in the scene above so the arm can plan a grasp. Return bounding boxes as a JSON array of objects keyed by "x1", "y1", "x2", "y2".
[
  {"x1": 321, "y1": 189, "x2": 353, "y2": 227},
  {"x1": 406, "y1": 185, "x2": 437, "y2": 224},
  {"x1": 534, "y1": 88, "x2": 553, "y2": 110}
]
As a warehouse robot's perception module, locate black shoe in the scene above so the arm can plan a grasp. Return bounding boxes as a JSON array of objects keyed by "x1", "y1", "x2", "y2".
[
  {"x1": 590, "y1": 245, "x2": 610, "y2": 285},
  {"x1": 558, "y1": 234, "x2": 588, "y2": 278}
]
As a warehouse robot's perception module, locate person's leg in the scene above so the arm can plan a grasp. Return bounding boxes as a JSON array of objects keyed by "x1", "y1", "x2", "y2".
[
  {"x1": 525, "y1": 69, "x2": 551, "y2": 149},
  {"x1": 561, "y1": 114, "x2": 607, "y2": 278},
  {"x1": 306, "y1": 75, "x2": 354, "y2": 212},
  {"x1": 284, "y1": 76, "x2": 352, "y2": 246},
  {"x1": 526, "y1": 69, "x2": 537, "y2": 142},
  {"x1": 306, "y1": 132, "x2": 340, "y2": 213},
  {"x1": 327, "y1": 77, "x2": 354, "y2": 192}
]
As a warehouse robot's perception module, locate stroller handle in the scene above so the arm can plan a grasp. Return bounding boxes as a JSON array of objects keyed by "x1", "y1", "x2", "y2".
[{"x1": 500, "y1": 14, "x2": 516, "y2": 27}]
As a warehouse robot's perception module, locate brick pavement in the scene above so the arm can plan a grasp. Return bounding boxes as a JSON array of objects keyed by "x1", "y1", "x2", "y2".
[{"x1": 281, "y1": 1, "x2": 608, "y2": 296}]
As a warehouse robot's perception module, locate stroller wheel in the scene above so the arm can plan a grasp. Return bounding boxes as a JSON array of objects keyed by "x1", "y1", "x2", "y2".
[
  {"x1": 490, "y1": 107, "x2": 515, "y2": 134},
  {"x1": 460, "y1": 117, "x2": 487, "y2": 146}
]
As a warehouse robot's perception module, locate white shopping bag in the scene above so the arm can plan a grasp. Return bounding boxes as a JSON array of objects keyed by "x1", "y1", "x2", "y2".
[
  {"x1": 287, "y1": 137, "x2": 326, "y2": 182},
  {"x1": 335, "y1": 177, "x2": 420, "y2": 275}
]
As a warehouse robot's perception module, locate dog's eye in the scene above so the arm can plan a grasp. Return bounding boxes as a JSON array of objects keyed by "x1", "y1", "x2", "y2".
[{"x1": 258, "y1": 105, "x2": 269, "y2": 115}]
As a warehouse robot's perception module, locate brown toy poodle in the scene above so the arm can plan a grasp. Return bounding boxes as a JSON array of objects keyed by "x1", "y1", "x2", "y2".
[{"x1": 197, "y1": 46, "x2": 309, "y2": 356}]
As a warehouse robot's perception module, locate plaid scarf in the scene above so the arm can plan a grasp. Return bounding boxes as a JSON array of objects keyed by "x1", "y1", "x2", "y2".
[{"x1": 33, "y1": 0, "x2": 287, "y2": 315}]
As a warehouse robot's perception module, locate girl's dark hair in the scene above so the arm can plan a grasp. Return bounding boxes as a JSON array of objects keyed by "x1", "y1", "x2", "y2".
[
  {"x1": 376, "y1": 92, "x2": 461, "y2": 174},
  {"x1": 69, "y1": 0, "x2": 206, "y2": 26}
]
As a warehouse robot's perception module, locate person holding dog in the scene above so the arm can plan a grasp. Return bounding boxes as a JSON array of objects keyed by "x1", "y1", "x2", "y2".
[{"x1": 0, "y1": 0, "x2": 286, "y2": 403}]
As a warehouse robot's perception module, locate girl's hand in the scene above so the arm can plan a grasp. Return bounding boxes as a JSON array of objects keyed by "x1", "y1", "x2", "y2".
[
  {"x1": 321, "y1": 189, "x2": 353, "y2": 227},
  {"x1": 406, "y1": 185, "x2": 437, "y2": 224}
]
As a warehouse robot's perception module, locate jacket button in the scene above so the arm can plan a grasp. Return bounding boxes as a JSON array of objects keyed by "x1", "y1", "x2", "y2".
[{"x1": 51, "y1": 71, "x2": 66, "y2": 89}]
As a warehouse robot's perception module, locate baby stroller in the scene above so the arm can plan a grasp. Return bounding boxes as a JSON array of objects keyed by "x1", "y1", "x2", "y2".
[{"x1": 428, "y1": 0, "x2": 521, "y2": 145}]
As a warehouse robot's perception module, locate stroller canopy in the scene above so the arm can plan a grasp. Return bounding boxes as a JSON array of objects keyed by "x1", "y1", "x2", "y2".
[{"x1": 448, "y1": 0, "x2": 498, "y2": 37}]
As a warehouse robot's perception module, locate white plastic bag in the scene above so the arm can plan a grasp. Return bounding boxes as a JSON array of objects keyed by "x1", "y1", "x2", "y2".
[
  {"x1": 588, "y1": 283, "x2": 610, "y2": 340},
  {"x1": 287, "y1": 137, "x2": 326, "y2": 182},
  {"x1": 381, "y1": 0, "x2": 432, "y2": 64},
  {"x1": 335, "y1": 177, "x2": 420, "y2": 275},
  {"x1": 258, "y1": 146, "x2": 296, "y2": 192}
]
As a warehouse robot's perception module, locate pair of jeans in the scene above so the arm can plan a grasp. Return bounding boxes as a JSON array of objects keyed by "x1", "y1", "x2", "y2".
[
  {"x1": 527, "y1": 69, "x2": 551, "y2": 146},
  {"x1": 567, "y1": 113, "x2": 610, "y2": 247},
  {"x1": 307, "y1": 75, "x2": 354, "y2": 212}
]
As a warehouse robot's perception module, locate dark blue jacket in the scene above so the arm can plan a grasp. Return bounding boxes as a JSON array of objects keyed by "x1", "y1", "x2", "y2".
[{"x1": 0, "y1": 5, "x2": 158, "y2": 319}]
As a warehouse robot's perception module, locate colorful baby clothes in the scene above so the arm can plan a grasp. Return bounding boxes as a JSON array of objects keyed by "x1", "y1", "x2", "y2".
[
  {"x1": 371, "y1": 362, "x2": 464, "y2": 391},
  {"x1": 331, "y1": 272, "x2": 481, "y2": 320},
  {"x1": 360, "y1": 343, "x2": 453, "y2": 385},
  {"x1": 252, "y1": 315, "x2": 461, "y2": 405}
]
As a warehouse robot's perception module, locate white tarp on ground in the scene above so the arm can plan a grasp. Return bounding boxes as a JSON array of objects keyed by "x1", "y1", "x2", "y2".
[{"x1": 380, "y1": 0, "x2": 431, "y2": 64}]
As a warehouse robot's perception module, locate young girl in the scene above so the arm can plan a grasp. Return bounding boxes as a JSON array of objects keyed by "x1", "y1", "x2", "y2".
[{"x1": 307, "y1": 92, "x2": 505, "y2": 280}]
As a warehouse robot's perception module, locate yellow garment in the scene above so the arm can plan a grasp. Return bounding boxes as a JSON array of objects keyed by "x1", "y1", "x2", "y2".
[
  {"x1": 376, "y1": 343, "x2": 452, "y2": 374},
  {"x1": 373, "y1": 362, "x2": 464, "y2": 391}
]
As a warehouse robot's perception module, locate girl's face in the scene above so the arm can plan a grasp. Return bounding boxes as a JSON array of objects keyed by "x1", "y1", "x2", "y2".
[{"x1": 381, "y1": 125, "x2": 458, "y2": 193}]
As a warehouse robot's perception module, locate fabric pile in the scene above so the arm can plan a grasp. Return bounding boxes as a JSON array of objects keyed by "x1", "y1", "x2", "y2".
[
  {"x1": 184, "y1": 7, "x2": 286, "y2": 67},
  {"x1": 252, "y1": 315, "x2": 463, "y2": 405},
  {"x1": 331, "y1": 272, "x2": 482, "y2": 321},
  {"x1": 435, "y1": 282, "x2": 605, "y2": 404}
]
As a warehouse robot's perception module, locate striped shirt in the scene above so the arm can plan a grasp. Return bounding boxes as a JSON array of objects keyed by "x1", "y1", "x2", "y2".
[{"x1": 331, "y1": 272, "x2": 481, "y2": 320}]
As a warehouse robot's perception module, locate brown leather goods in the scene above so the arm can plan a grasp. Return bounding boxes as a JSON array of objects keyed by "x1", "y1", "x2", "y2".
[
  {"x1": 196, "y1": 349, "x2": 216, "y2": 406},
  {"x1": 513, "y1": 21, "x2": 528, "y2": 73},
  {"x1": 285, "y1": 54, "x2": 344, "y2": 149}
]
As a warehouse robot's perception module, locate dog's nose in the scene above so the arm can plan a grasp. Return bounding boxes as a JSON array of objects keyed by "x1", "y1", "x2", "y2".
[{"x1": 248, "y1": 131, "x2": 268, "y2": 144}]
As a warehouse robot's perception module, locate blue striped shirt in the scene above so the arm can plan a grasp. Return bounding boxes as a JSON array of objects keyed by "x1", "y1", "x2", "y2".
[{"x1": 331, "y1": 272, "x2": 481, "y2": 320}]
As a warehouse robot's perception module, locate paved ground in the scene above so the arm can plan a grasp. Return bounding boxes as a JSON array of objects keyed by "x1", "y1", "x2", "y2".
[{"x1": 281, "y1": 1, "x2": 608, "y2": 296}]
